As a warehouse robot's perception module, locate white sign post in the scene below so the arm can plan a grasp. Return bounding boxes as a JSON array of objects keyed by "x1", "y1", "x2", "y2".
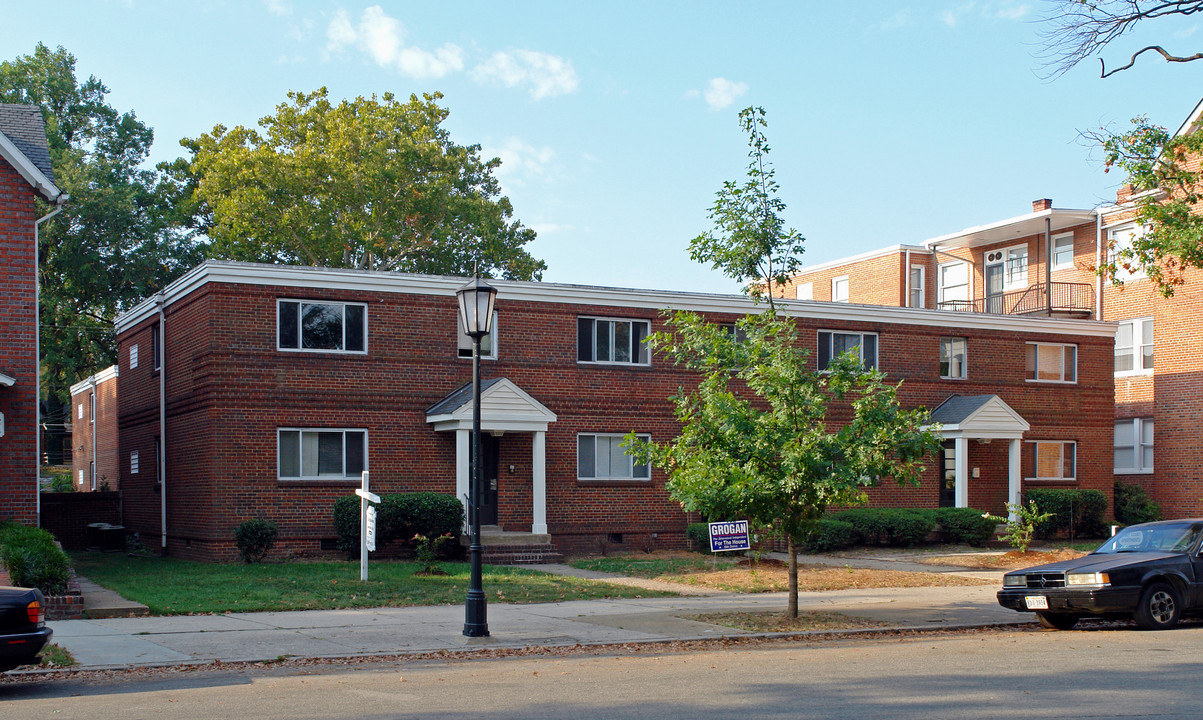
[{"x1": 356, "y1": 471, "x2": 380, "y2": 581}]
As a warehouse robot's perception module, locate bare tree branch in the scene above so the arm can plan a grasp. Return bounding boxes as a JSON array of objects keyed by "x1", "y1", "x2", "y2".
[
  {"x1": 1038, "y1": 0, "x2": 1203, "y2": 78},
  {"x1": 1101, "y1": 44, "x2": 1203, "y2": 76}
]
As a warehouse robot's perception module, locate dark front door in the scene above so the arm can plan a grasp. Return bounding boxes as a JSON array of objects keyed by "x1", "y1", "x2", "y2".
[
  {"x1": 985, "y1": 263, "x2": 1004, "y2": 314},
  {"x1": 479, "y1": 434, "x2": 500, "y2": 526},
  {"x1": 940, "y1": 440, "x2": 956, "y2": 508}
]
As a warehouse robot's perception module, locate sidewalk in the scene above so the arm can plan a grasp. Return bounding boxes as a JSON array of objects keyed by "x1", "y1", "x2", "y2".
[{"x1": 34, "y1": 556, "x2": 1026, "y2": 672}]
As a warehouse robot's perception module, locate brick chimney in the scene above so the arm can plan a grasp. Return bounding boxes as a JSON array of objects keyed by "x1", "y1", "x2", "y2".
[
  {"x1": 1032, "y1": 198, "x2": 1053, "y2": 212},
  {"x1": 1116, "y1": 184, "x2": 1135, "y2": 204}
]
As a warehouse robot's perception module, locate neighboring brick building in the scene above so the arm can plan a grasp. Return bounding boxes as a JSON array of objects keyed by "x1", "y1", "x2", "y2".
[
  {"x1": 69, "y1": 365, "x2": 119, "y2": 491},
  {"x1": 781, "y1": 97, "x2": 1203, "y2": 519},
  {"x1": 0, "y1": 104, "x2": 65, "y2": 525},
  {"x1": 111, "y1": 260, "x2": 1114, "y2": 561}
]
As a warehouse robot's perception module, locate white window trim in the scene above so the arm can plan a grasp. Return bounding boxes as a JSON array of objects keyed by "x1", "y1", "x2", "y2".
[
  {"x1": 577, "y1": 433, "x2": 651, "y2": 481},
  {"x1": 1115, "y1": 317, "x2": 1153, "y2": 377},
  {"x1": 130, "y1": 450, "x2": 140, "y2": 475},
  {"x1": 795, "y1": 282, "x2": 813, "y2": 301},
  {"x1": 1114, "y1": 417, "x2": 1154, "y2": 475},
  {"x1": 277, "y1": 299, "x2": 369, "y2": 355},
  {"x1": 909, "y1": 265, "x2": 925, "y2": 308},
  {"x1": 986, "y1": 243, "x2": 1029, "y2": 291},
  {"x1": 1052, "y1": 233, "x2": 1075, "y2": 271},
  {"x1": 817, "y1": 329, "x2": 879, "y2": 370},
  {"x1": 1025, "y1": 342, "x2": 1077, "y2": 384},
  {"x1": 937, "y1": 260, "x2": 969, "y2": 307},
  {"x1": 831, "y1": 276, "x2": 849, "y2": 303},
  {"x1": 458, "y1": 311, "x2": 498, "y2": 360},
  {"x1": 577, "y1": 316, "x2": 652, "y2": 366},
  {"x1": 1025, "y1": 440, "x2": 1077, "y2": 482},
  {"x1": 940, "y1": 337, "x2": 967, "y2": 380},
  {"x1": 1108, "y1": 223, "x2": 1149, "y2": 282},
  {"x1": 277, "y1": 427, "x2": 368, "y2": 480},
  {"x1": 130, "y1": 343, "x2": 139, "y2": 369}
]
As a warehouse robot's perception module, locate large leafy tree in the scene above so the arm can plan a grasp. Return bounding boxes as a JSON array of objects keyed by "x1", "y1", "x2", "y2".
[
  {"x1": 689, "y1": 106, "x2": 804, "y2": 307},
  {"x1": 180, "y1": 88, "x2": 545, "y2": 280},
  {"x1": 0, "y1": 44, "x2": 203, "y2": 406},
  {"x1": 629, "y1": 312, "x2": 940, "y2": 618}
]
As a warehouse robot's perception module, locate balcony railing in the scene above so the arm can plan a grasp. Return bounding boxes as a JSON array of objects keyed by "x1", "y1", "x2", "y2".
[{"x1": 936, "y1": 282, "x2": 1095, "y2": 317}]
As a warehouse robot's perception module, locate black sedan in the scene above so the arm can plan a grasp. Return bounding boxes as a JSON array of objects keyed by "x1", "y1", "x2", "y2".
[
  {"x1": 998, "y1": 519, "x2": 1203, "y2": 630},
  {"x1": 0, "y1": 586, "x2": 52, "y2": 671}
]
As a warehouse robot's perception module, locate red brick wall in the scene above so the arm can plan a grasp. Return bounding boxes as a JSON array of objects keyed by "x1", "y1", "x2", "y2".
[
  {"x1": 0, "y1": 158, "x2": 39, "y2": 524},
  {"x1": 117, "y1": 275, "x2": 1115, "y2": 560}
]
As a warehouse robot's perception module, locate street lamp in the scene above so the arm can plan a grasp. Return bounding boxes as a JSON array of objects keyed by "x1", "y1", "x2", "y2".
[{"x1": 456, "y1": 275, "x2": 497, "y2": 638}]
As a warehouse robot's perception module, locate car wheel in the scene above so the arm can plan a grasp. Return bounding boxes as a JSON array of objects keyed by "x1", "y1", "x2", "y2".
[
  {"x1": 1134, "y1": 581, "x2": 1181, "y2": 630},
  {"x1": 1035, "y1": 612, "x2": 1079, "y2": 630}
]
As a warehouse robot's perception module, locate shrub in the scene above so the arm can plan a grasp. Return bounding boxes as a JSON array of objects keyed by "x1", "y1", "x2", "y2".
[
  {"x1": 1025, "y1": 489, "x2": 1108, "y2": 539},
  {"x1": 928, "y1": 507, "x2": 999, "y2": 546},
  {"x1": 233, "y1": 519, "x2": 278, "y2": 563},
  {"x1": 333, "y1": 492, "x2": 463, "y2": 558},
  {"x1": 801, "y1": 518, "x2": 862, "y2": 552},
  {"x1": 0, "y1": 523, "x2": 71, "y2": 595},
  {"x1": 834, "y1": 508, "x2": 935, "y2": 547},
  {"x1": 1114, "y1": 481, "x2": 1163, "y2": 526},
  {"x1": 686, "y1": 523, "x2": 712, "y2": 553}
]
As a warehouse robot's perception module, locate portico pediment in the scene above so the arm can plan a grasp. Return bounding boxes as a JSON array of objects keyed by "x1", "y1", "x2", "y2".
[{"x1": 425, "y1": 377, "x2": 557, "y2": 433}]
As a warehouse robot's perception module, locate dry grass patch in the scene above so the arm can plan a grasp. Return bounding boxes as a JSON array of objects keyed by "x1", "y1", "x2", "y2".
[
  {"x1": 689, "y1": 610, "x2": 889, "y2": 633},
  {"x1": 922, "y1": 548, "x2": 1087, "y2": 570},
  {"x1": 668, "y1": 559, "x2": 995, "y2": 592}
]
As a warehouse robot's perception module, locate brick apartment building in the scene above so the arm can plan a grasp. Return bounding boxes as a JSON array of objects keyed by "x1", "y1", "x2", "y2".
[
  {"x1": 0, "y1": 104, "x2": 65, "y2": 525},
  {"x1": 69, "y1": 365, "x2": 119, "y2": 492},
  {"x1": 107, "y1": 260, "x2": 1114, "y2": 561},
  {"x1": 780, "y1": 97, "x2": 1203, "y2": 518}
]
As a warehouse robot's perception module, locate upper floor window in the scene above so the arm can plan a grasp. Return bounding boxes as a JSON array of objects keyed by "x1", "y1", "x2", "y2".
[
  {"x1": 1025, "y1": 342, "x2": 1076, "y2": 383},
  {"x1": 278, "y1": 300, "x2": 367, "y2": 354},
  {"x1": 986, "y1": 245, "x2": 1028, "y2": 290},
  {"x1": 795, "y1": 282, "x2": 813, "y2": 301},
  {"x1": 1114, "y1": 418, "x2": 1154, "y2": 474},
  {"x1": 577, "y1": 433, "x2": 651, "y2": 480},
  {"x1": 1115, "y1": 318, "x2": 1153, "y2": 375},
  {"x1": 908, "y1": 266, "x2": 925, "y2": 308},
  {"x1": 1052, "y1": 234, "x2": 1075, "y2": 270},
  {"x1": 278, "y1": 428, "x2": 367, "y2": 480},
  {"x1": 152, "y1": 323, "x2": 162, "y2": 371},
  {"x1": 1026, "y1": 440, "x2": 1076, "y2": 481},
  {"x1": 818, "y1": 330, "x2": 877, "y2": 370},
  {"x1": 1109, "y1": 224, "x2": 1148, "y2": 282},
  {"x1": 831, "y1": 276, "x2": 849, "y2": 303},
  {"x1": 458, "y1": 311, "x2": 498, "y2": 360},
  {"x1": 577, "y1": 317, "x2": 650, "y2": 365},
  {"x1": 937, "y1": 262, "x2": 969, "y2": 308},
  {"x1": 940, "y1": 337, "x2": 966, "y2": 379}
]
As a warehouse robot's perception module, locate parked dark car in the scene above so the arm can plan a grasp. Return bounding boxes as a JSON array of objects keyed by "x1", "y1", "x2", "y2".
[
  {"x1": 998, "y1": 519, "x2": 1203, "y2": 630},
  {"x1": 0, "y1": 586, "x2": 52, "y2": 671}
]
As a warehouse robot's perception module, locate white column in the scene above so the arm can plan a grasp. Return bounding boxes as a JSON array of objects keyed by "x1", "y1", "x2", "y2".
[
  {"x1": 532, "y1": 430, "x2": 548, "y2": 534},
  {"x1": 954, "y1": 436, "x2": 969, "y2": 508},
  {"x1": 1008, "y1": 438, "x2": 1022, "y2": 521},
  {"x1": 456, "y1": 429, "x2": 470, "y2": 532}
]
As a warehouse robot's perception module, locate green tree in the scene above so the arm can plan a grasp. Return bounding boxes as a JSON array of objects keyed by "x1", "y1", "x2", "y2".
[
  {"x1": 180, "y1": 88, "x2": 545, "y2": 280},
  {"x1": 628, "y1": 311, "x2": 941, "y2": 618},
  {"x1": 1093, "y1": 114, "x2": 1203, "y2": 296},
  {"x1": 689, "y1": 107, "x2": 804, "y2": 307},
  {"x1": 0, "y1": 43, "x2": 203, "y2": 404}
]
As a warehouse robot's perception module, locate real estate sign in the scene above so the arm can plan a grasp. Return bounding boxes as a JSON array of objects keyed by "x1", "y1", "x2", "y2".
[{"x1": 708, "y1": 520, "x2": 750, "y2": 553}]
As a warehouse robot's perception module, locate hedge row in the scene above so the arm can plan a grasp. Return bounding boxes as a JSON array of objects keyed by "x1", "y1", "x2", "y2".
[
  {"x1": 0, "y1": 522, "x2": 72, "y2": 595},
  {"x1": 333, "y1": 493, "x2": 463, "y2": 557},
  {"x1": 808, "y1": 507, "x2": 998, "y2": 551},
  {"x1": 1024, "y1": 488, "x2": 1108, "y2": 539}
]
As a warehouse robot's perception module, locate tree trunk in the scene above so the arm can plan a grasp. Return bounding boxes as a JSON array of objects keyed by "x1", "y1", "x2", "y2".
[{"x1": 787, "y1": 535, "x2": 798, "y2": 619}]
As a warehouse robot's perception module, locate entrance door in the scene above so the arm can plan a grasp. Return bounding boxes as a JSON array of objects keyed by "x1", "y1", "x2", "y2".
[
  {"x1": 939, "y1": 440, "x2": 957, "y2": 508},
  {"x1": 479, "y1": 434, "x2": 500, "y2": 525},
  {"x1": 985, "y1": 262, "x2": 1004, "y2": 314}
]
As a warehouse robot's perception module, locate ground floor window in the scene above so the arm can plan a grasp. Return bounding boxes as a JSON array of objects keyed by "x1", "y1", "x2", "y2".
[
  {"x1": 1025, "y1": 440, "x2": 1075, "y2": 481},
  {"x1": 577, "y1": 433, "x2": 650, "y2": 480},
  {"x1": 278, "y1": 428, "x2": 367, "y2": 479},
  {"x1": 817, "y1": 330, "x2": 877, "y2": 370}
]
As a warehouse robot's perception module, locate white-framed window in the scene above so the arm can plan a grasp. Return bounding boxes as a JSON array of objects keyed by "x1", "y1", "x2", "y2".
[
  {"x1": 130, "y1": 343, "x2": 139, "y2": 369},
  {"x1": 908, "y1": 266, "x2": 925, "y2": 308},
  {"x1": 986, "y1": 245, "x2": 1028, "y2": 290},
  {"x1": 131, "y1": 451, "x2": 140, "y2": 475},
  {"x1": 90, "y1": 393, "x2": 95, "y2": 422},
  {"x1": 577, "y1": 433, "x2": 651, "y2": 480},
  {"x1": 1025, "y1": 342, "x2": 1077, "y2": 383},
  {"x1": 1026, "y1": 440, "x2": 1076, "y2": 481},
  {"x1": 457, "y1": 311, "x2": 498, "y2": 360},
  {"x1": 78, "y1": 469, "x2": 84, "y2": 485},
  {"x1": 1115, "y1": 317, "x2": 1153, "y2": 375},
  {"x1": 831, "y1": 276, "x2": 849, "y2": 303},
  {"x1": 78, "y1": 403, "x2": 84, "y2": 420},
  {"x1": 278, "y1": 300, "x2": 367, "y2": 354},
  {"x1": 1052, "y1": 233, "x2": 1075, "y2": 270},
  {"x1": 817, "y1": 330, "x2": 878, "y2": 370},
  {"x1": 937, "y1": 261, "x2": 969, "y2": 307},
  {"x1": 577, "y1": 317, "x2": 651, "y2": 365},
  {"x1": 940, "y1": 337, "x2": 966, "y2": 379},
  {"x1": 278, "y1": 428, "x2": 367, "y2": 480},
  {"x1": 1114, "y1": 418, "x2": 1154, "y2": 474},
  {"x1": 1108, "y1": 224, "x2": 1148, "y2": 282},
  {"x1": 795, "y1": 282, "x2": 813, "y2": 301},
  {"x1": 152, "y1": 323, "x2": 162, "y2": 371}
]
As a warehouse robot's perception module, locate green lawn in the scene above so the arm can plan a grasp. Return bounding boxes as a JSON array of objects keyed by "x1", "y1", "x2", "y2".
[{"x1": 71, "y1": 552, "x2": 673, "y2": 615}]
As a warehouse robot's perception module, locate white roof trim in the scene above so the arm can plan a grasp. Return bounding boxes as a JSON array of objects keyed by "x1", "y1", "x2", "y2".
[
  {"x1": 114, "y1": 260, "x2": 1117, "y2": 338},
  {"x1": 923, "y1": 209, "x2": 1098, "y2": 251},
  {"x1": 69, "y1": 365, "x2": 119, "y2": 397},
  {"x1": 930, "y1": 396, "x2": 1031, "y2": 440},
  {"x1": 1172, "y1": 96, "x2": 1203, "y2": 140},
  {"x1": 793, "y1": 245, "x2": 930, "y2": 275},
  {"x1": 427, "y1": 377, "x2": 557, "y2": 433},
  {"x1": 0, "y1": 372, "x2": 14, "y2": 387},
  {"x1": 0, "y1": 130, "x2": 62, "y2": 203}
]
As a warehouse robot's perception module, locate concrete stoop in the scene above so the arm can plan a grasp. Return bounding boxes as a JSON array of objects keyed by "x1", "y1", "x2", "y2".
[{"x1": 468, "y1": 527, "x2": 564, "y2": 565}]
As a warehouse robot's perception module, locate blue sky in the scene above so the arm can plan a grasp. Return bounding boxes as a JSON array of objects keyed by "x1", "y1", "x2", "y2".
[{"x1": 9, "y1": 1, "x2": 1203, "y2": 293}]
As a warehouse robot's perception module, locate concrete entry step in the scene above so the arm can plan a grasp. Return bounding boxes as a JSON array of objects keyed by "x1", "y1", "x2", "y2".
[{"x1": 463, "y1": 527, "x2": 562, "y2": 564}]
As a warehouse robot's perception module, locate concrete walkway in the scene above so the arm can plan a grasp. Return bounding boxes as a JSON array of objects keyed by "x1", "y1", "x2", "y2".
[{"x1": 25, "y1": 556, "x2": 1028, "y2": 673}]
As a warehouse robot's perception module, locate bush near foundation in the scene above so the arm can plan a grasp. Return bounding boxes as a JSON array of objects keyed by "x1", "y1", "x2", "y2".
[
  {"x1": 1113, "y1": 481, "x2": 1163, "y2": 526},
  {"x1": 834, "y1": 508, "x2": 936, "y2": 547},
  {"x1": 1024, "y1": 489, "x2": 1108, "y2": 539},
  {"x1": 801, "y1": 518, "x2": 862, "y2": 552},
  {"x1": 0, "y1": 522, "x2": 72, "y2": 595},
  {"x1": 334, "y1": 493, "x2": 463, "y2": 557},
  {"x1": 233, "y1": 519, "x2": 278, "y2": 563},
  {"x1": 923, "y1": 507, "x2": 999, "y2": 546}
]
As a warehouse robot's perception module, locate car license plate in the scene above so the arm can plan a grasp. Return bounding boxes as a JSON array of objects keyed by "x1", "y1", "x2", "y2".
[{"x1": 1025, "y1": 596, "x2": 1048, "y2": 610}]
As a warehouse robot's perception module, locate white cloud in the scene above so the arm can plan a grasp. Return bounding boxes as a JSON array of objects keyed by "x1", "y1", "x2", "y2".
[
  {"x1": 472, "y1": 50, "x2": 579, "y2": 99},
  {"x1": 1174, "y1": 25, "x2": 1198, "y2": 39},
  {"x1": 488, "y1": 138, "x2": 557, "y2": 186},
  {"x1": 872, "y1": 9, "x2": 913, "y2": 32},
  {"x1": 530, "y1": 222, "x2": 569, "y2": 235},
  {"x1": 326, "y1": 6, "x2": 464, "y2": 79},
  {"x1": 702, "y1": 78, "x2": 748, "y2": 111},
  {"x1": 939, "y1": 2, "x2": 1028, "y2": 27},
  {"x1": 265, "y1": 0, "x2": 292, "y2": 17},
  {"x1": 995, "y1": 4, "x2": 1029, "y2": 20}
]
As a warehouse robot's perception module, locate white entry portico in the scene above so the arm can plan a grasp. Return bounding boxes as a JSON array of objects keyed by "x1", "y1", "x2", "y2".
[
  {"x1": 928, "y1": 394, "x2": 1030, "y2": 513},
  {"x1": 425, "y1": 377, "x2": 557, "y2": 533}
]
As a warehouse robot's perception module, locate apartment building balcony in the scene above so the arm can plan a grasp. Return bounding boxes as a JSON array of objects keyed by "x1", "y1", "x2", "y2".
[{"x1": 937, "y1": 282, "x2": 1095, "y2": 319}]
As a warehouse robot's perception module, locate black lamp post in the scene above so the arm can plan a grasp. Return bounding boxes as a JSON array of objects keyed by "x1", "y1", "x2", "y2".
[{"x1": 456, "y1": 275, "x2": 497, "y2": 638}]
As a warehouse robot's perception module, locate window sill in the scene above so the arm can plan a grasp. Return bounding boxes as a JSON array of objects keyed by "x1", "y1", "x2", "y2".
[
  {"x1": 1024, "y1": 379, "x2": 1077, "y2": 385},
  {"x1": 1114, "y1": 469, "x2": 1154, "y2": 475},
  {"x1": 1024, "y1": 477, "x2": 1077, "y2": 483},
  {"x1": 577, "y1": 361, "x2": 652, "y2": 368},
  {"x1": 1114, "y1": 369, "x2": 1153, "y2": 378},
  {"x1": 278, "y1": 348, "x2": 369, "y2": 356},
  {"x1": 576, "y1": 478, "x2": 652, "y2": 486},
  {"x1": 940, "y1": 375, "x2": 966, "y2": 381},
  {"x1": 277, "y1": 478, "x2": 362, "y2": 487}
]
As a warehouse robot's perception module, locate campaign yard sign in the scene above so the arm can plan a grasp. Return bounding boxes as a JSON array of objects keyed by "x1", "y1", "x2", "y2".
[{"x1": 708, "y1": 520, "x2": 750, "y2": 553}]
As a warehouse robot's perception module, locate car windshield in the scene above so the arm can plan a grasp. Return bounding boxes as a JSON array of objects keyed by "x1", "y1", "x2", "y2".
[{"x1": 1094, "y1": 523, "x2": 1201, "y2": 555}]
